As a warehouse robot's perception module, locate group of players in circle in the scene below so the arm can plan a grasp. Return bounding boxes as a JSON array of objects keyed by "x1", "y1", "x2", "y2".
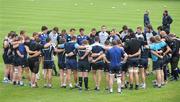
[{"x1": 2, "y1": 23, "x2": 179, "y2": 94}]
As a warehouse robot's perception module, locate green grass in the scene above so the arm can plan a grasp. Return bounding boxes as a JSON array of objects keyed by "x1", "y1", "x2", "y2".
[{"x1": 0, "y1": 0, "x2": 180, "y2": 102}]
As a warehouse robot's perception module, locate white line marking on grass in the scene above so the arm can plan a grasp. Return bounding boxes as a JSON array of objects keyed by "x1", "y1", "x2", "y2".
[
  {"x1": 112, "y1": 6, "x2": 116, "y2": 9},
  {"x1": 90, "y1": 3, "x2": 94, "y2": 6},
  {"x1": 74, "y1": 3, "x2": 78, "y2": 6},
  {"x1": 164, "y1": 5, "x2": 167, "y2": 8},
  {"x1": 122, "y1": 2, "x2": 126, "y2": 6}
]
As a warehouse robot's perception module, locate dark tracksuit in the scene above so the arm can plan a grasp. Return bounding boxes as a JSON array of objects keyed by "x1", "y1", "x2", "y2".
[{"x1": 162, "y1": 15, "x2": 173, "y2": 33}]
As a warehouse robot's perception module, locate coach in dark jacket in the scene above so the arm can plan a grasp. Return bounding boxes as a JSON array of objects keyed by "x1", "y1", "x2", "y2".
[
  {"x1": 162, "y1": 10, "x2": 173, "y2": 33},
  {"x1": 144, "y1": 11, "x2": 150, "y2": 28}
]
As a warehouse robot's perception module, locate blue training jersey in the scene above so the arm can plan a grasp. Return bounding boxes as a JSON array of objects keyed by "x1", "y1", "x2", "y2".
[
  {"x1": 58, "y1": 41, "x2": 79, "y2": 59},
  {"x1": 149, "y1": 41, "x2": 167, "y2": 61},
  {"x1": 18, "y1": 43, "x2": 27, "y2": 59},
  {"x1": 39, "y1": 34, "x2": 48, "y2": 45},
  {"x1": 106, "y1": 46, "x2": 125, "y2": 69}
]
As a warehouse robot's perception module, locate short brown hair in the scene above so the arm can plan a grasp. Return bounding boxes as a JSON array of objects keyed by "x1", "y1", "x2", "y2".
[
  {"x1": 122, "y1": 25, "x2": 128, "y2": 30},
  {"x1": 150, "y1": 36, "x2": 156, "y2": 43},
  {"x1": 137, "y1": 26, "x2": 142, "y2": 30},
  {"x1": 71, "y1": 36, "x2": 77, "y2": 40},
  {"x1": 155, "y1": 35, "x2": 161, "y2": 42},
  {"x1": 82, "y1": 40, "x2": 88, "y2": 45},
  {"x1": 61, "y1": 29, "x2": 66, "y2": 33},
  {"x1": 147, "y1": 24, "x2": 153, "y2": 30},
  {"x1": 33, "y1": 32, "x2": 38, "y2": 37},
  {"x1": 20, "y1": 30, "x2": 26, "y2": 35},
  {"x1": 101, "y1": 25, "x2": 106, "y2": 28},
  {"x1": 91, "y1": 28, "x2": 96, "y2": 32},
  {"x1": 117, "y1": 39, "x2": 122, "y2": 45},
  {"x1": 111, "y1": 28, "x2": 116, "y2": 33},
  {"x1": 70, "y1": 28, "x2": 76, "y2": 32},
  {"x1": 79, "y1": 28, "x2": 84, "y2": 32},
  {"x1": 41, "y1": 26, "x2": 48, "y2": 31},
  {"x1": 112, "y1": 40, "x2": 118, "y2": 46},
  {"x1": 53, "y1": 27, "x2": 59, "y2": 32}
]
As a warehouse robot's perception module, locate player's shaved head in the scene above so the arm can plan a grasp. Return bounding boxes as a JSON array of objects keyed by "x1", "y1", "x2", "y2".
[{"x1": 160, "y1": 31, "x2": 167, "y2": 38}]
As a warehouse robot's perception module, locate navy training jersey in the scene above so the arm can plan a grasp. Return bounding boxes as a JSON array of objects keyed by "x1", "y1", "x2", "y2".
[
  {"x1": 91, "y1": 43, "x2": 104, "y2": 59},
  {"x1": 28, "y1": 40, "x2": 43, "y2": 52},
  {"x1": 77, "y1": 45, "x2": 91, "y2": 61},
  {"x1": 77, "y1": 35, "x2": 89, "y2": 45},
  {"x1": 88, "y1": 34, "x2": 97, "y2": 45},
  {"x1": 57, "y1": 34, "x2": 67, "y2": 44},
  {"x1": 57, "y1": 49, "x2": 65, "y2": 64},
  {"x1": 42, "y1": 45, "x2": 54, "y2": 61},
  {"x1": 28, "y1": 40, "x2": 43, "y2": 59},
  {"x1": 140, "y1": 46, "x2": 149, "y2": 59},
  {"x1": 64, "y1": 42, "x2": 79, "y2": 59},
  {"x1": 66, "y1": 34, "x2": 72, "y2": 42},
  {"x1": 39, "y1": 34, "x2": 48, "y2": 45}
]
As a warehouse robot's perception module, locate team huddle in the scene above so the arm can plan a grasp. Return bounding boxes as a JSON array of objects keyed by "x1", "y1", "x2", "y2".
[{"x1": 2, "y1": 10, "x2": 180, "y2": 94}]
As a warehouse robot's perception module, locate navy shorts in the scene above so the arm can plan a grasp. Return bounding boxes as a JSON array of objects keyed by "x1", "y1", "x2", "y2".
[
  {"x1": 109, "y1": 65, "x2": 122, "y2": 74},
  {"x1": 66, "y1": 59, "x2": 77, "y2": 70},
  {"x1": 139, "y1": 58, "x2": 148, "y2": 69},
  {"x1": 78, "y1": 61, "x2": 90, "y2": 72},
  {"x1": 104, "y1": 62, "x2": 110, "y2": 72},
  {"x1": 22, "y1": 58, "x2": 29, "y2": 68},
  {"x1": 43, "y1": 61, "x2": 54, "y2": 69},
  {"x1": 58, "y1": 62, "x2": 66, "y2": 70},
  {"x1": 127, "y1": 58, "x2": 140, "y2": 68},
  {"x1": 28, "y1": 58, "x2": 39, "y2": 74},
  {"x1": 92, "y1": 61, "x2": 104, "y2": 70},
  {"x1": 153, "y1": 59, "x2": 163, "y2": 70}
]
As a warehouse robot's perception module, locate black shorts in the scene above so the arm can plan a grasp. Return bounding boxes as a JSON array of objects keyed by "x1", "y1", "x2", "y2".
[
  {"x1": 58, "y1": 62, "x2": 66, "y2": 70},
  {"x1": 139, "y1": 58, "x2": 148, "y2": 69},
  {"x1": 163, "y1": 55, "x2": 171, "y2": 65},
  {"x1": 104, "y1": 62, "x2": 110, "y2": 72},
  {"x1": 170, "y1": 56, "x2": 179, "y2": 69},
  {"x1": 127, "y1": 58, "x2": 140, "y2": 68},
  {"x1": 109, "y1": 65, "x2": 122, "y2": 74},
  {"x1": 3, "y1": 54, "x2": 14, "y2": 64},
  {"x1": 78, "y1": 61, "x2": 90, "y2": 72},
  {"x1": 43, "y1": 61, "x2": 53, "y2": 69},
  {"x1": 121, "y1": 62, "x2": 128, "y2": 72},
  {"x1": 3, "y1": 54, "x2": 9, "y2": 64},
  {"x1": 92, "y1": 61, "x2": 104, "y2": 70},
  {"x1": 153, "y1": 59, "x2": 163, "y2": 70},
  {"x1": 13, "y1": 57, "x2": 23, "y2": 67},
  {"x1": 28, "y1": 58, "x2": 39, "y2": 74},
  {"x1": 22, "y1": 58, "x2": 29, "y2": 68}
]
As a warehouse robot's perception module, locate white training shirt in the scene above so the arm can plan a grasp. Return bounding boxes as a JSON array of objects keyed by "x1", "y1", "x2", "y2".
[
  {"x1": 145, "y1": 32, "x2": 154, "y2": 45},
  {"x1": 98, "y1": 31, "x2": 109, "y2": 45},
  {"x1": 49, "y1": 31, "x2": 58, "y2": 45}
]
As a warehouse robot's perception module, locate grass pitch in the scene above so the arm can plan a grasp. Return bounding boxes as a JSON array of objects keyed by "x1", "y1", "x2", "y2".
[{"x1": 0, "y1": 0, "x2": 180, "y2": 102}]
